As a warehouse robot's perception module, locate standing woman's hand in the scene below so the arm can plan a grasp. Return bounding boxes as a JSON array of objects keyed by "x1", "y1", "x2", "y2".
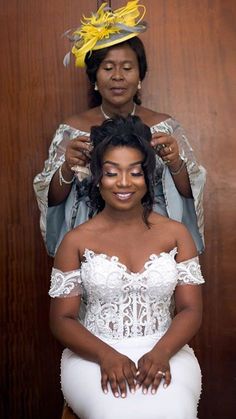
[
  {"x1": 136, "y1": 349, "x2": 171, "y2": 394},
  {"x1": 64, "y1": 136, "x2": 92, "y2": 171},
  {"x1": 99, "y1": 350, "x2": 137, "y2": 398},
  {"x1": 49, "y1": 136, "x2": 92, "y2": 206},
  {"x1": 151, "y1": 133, "x2": 180, "y2": 167}
]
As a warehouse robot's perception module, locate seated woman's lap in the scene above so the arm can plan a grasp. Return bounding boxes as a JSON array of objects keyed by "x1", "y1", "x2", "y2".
[{"x1": 61, "y1": 337, "x2": 201, "y2": 419}]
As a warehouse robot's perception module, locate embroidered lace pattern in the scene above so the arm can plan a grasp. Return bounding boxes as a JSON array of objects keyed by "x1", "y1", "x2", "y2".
[
  {"x1": 177, "y1": 257, "x2": 204, "y2": 285},
  {"x1": 49, "y1": 268, "x2": 83, "y2": 298},
  {"x1": 79, "y1": 248, "x2": 204, "y2": 340},
  {"x1": 48, "y1": 250, "x2": 204, "y2": 338}
]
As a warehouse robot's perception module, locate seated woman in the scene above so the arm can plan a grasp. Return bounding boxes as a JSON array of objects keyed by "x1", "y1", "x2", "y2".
[{"x1": 49, "y1": 116, "x2": 204, "y2": 419}]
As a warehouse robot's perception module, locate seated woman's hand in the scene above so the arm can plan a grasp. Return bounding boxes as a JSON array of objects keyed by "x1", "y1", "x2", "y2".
[
  {"x1": 99, "y1": 349, "x2": 137, "y2": 398},
  {"x1": 136, "y1": 349, "x2": 171, "y2": 394},
  {"x1": 151, "y1": 133, "x2": 180, "y2": 166},
  {"x1": 65, "y1": 136, "x2": 92, "y2": 170}
]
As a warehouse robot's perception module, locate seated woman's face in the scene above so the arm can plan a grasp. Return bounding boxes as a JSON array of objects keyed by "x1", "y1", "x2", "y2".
[
  {"x1": 99, "y1": 145, "x2": 147, "y2": 211},
  {"x1": 96, "y1": 45, "x2": 140, "y2": 106}
]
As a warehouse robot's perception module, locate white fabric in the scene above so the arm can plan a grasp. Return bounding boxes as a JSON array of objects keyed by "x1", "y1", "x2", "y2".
[
  {"x1": 49, "y1": 268, "x2": 83, "y2": 298},
  {"x1": 50, "y1": 249, "x2": 204, "y2": 418},
  {"x1": 61, "y1": 339, "x2": 202, "y2": 419}
]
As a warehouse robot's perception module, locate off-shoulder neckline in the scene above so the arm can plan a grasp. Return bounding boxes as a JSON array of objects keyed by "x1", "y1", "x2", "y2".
[
  {"x1": 52, "y1": 249, "x2": 199, "y2": 276},
  {"x1": 82, "y1": 247, "x2": 178, "y2": 276}
]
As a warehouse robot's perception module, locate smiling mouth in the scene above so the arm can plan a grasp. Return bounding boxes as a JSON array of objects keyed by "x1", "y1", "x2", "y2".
[{"x1": 114, "y1": 192, "x2": 133, "y2": 200}]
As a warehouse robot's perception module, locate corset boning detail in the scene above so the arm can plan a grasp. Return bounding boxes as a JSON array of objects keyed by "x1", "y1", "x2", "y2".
[{"x1": 81, "y1": 249, "x2": 178, "y2": 340}]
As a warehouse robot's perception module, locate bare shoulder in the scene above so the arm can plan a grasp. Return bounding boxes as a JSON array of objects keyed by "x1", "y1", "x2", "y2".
[
  {"x1": 54, "y1": 218, "x2": 98, "y2": 270},
  {"x1": 68, "y1": 216, "x2": 103, "y2": 244},
  {"x1": 149, "y1": 212, "x2": 197, "y2": 259},
  {"x1": 150, "y1": 213, "x2": 182, "y2": 235},
  {"x1": 161, "y1": 219, "x2": 198, "y2": 261},
  {"x1": 153, "y1": 214, "x2": 194, "y2": 242},
  {"x1": 63, "y1": 107, "x2": 104, "y2": 132},
  {"x1": 137, "y1": 106, "x2": 171, "y2": 127}
]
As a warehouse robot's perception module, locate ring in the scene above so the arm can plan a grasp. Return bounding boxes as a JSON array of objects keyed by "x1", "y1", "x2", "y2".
[{"x1": 157, "y1": 370, "x2": 166, "y2": 378}]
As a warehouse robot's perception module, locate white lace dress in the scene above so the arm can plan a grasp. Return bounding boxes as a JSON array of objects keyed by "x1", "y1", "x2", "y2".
[{"x1": 49, "y1": 248, "x2": 204, "y2": 419}]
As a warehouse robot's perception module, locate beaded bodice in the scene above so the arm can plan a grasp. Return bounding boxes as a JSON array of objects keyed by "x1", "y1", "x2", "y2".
[{"x1": 49, "y1": 248, "x2": 204, "y2": 340}]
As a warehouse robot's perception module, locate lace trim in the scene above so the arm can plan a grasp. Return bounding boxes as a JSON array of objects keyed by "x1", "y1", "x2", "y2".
[
  {"x1": 176, "y1": 257, "x2": 205, "y2": 285},
  {"x1": 49, "y1": 268, "x2": 83, "y2": 298},
  {"x1": 83, "y1": 247, "x2": 178, "y2": 276},
  {"x1": 80, "y1": 248, "x2": 179, "y2": 339}
]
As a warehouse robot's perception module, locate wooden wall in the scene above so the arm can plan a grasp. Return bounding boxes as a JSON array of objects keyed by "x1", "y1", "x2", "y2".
[{"x1": 1, "y1": 1, "x2": 236, "y2": 418}]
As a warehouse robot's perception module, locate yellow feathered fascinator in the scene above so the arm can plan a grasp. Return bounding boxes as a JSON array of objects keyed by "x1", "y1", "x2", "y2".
[{"x1": 63, "y1": 0, "x2": 147, "y2": 68}]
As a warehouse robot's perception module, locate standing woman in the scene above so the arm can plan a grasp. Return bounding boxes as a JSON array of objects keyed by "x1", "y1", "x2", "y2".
[{"x1": 34, "y1": 0, "x2": 206, "y2": 257}]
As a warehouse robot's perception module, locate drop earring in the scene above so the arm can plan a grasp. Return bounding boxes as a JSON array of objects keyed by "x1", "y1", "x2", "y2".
[
  {"x1": 94, "y1": 82, "x2": 98, "y2": 91},
  {"x1": 138, "y1": 81, "x2": 141, "y2": 90}
]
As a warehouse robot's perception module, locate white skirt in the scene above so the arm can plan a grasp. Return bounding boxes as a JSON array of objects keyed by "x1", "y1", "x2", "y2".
[{"x1": 61, "y1": 335, "x2": 202, "y2": 419}]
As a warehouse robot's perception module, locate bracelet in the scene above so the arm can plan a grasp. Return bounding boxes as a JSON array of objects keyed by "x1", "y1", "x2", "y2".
[
  {"x1": 59, "y1": 164, "x2": 75, "y2": 186},
  {"x1": 169, "y1": 158, "x2": 186, "y2": 176}
]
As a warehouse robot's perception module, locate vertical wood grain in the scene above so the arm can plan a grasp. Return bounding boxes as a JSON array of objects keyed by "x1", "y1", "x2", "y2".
[{"x1": 0, "y1": 1, "x2": 96, "y2": 418}]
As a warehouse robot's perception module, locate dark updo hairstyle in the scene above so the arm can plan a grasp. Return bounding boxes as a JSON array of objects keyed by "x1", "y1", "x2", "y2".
[
  {"x1": 89, "y1": 115, "x2": 155, "y2": 227},
  {"x1": 85, "y1": 37, "x2": 148, "y2": 108}
]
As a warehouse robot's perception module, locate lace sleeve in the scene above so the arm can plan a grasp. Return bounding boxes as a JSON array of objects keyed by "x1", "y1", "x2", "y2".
[
  {"x1": 170, "y1": 119, "x2": 206, "y2": 246},
  {"x1": 49, "y1": 268, "x2": 83, "y2": 298},
  {"x1": 33, "y1": 124, "x2": 89, "y2": 250},
  {"x1": 33, "y1": 125, "x2": 72, "y2": 246},
  {"x1": 176, "y1": 257, "x2": 205, "y2": 285}
]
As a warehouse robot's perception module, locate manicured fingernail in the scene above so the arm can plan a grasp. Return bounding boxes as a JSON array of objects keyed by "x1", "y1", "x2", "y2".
[
  {"x1": 151, "y1": 388, "x2": 156, "y2": 394},
  {"x1": 121, "y1": 393, "x2": 126, "y2": 398},
  {"x1": 115, "y1": 392, "x2": 119, "y2": 397},
  {"x1": 136, "y1": 384, "x2": 140, "y2": 390},
  {"x1": 163, "y1": 383, "x2": 168, "y2": 389},
  {"x1": 131, "y1": 388, "x2": 135, "y2": 394},
  {"x1": 136, "y1": 371, "x2": 140, "y2": 376},
  {"x1": 142, "y1": 388, "x2": 147, "y2": 394},
  {"x1": 103, "y1": 389, "x2": 108, "y2": 394}
]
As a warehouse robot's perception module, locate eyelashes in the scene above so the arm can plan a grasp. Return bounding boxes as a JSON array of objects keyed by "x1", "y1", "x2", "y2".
[
  {"x1": 103, "y1": 171, "x2": 144, "y2": 177},
  {"x1": 103, "y1": 67, "x2": 132, "y2": 72}
]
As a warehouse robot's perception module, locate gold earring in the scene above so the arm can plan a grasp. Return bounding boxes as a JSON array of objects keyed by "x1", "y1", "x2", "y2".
[
  {"x1": 94, "y1": 82, "x2": 98, "y2": 91},
  {"x1": 138, "y1": 81, "x2": 141, "y2": 90}
]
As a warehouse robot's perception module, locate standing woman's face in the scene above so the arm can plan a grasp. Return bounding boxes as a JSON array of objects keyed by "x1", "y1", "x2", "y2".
[{"x1": 96, "y1": 45, "x2": 140, "y2": 107}]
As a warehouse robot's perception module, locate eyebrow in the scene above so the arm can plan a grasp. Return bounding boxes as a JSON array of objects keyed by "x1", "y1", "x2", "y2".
[
  {"x1": 102, "y1": 59, "x2": 134, "y2": 65},
  {"x1": 102, "y1": 160, "x2": 143, "y2": 167}
]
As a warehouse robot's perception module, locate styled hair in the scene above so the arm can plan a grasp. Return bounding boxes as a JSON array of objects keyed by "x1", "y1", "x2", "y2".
[
  {"x1": 85, "y1": 37, "x2": 148, "y2": 107},
  {"x1": 88, "y1": 115, "x2": 155, "y2": 226}
]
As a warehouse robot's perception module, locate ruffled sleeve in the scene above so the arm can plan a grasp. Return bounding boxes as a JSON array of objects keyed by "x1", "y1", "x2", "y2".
[
  {"x1": 49, "y1": 267, "x2": 83, "y2": 298},
  {"x1": 33, "y1": 124, "x2": 90, "y2": 256},
  {"x1": 176, "y1": 256, "x2": 205, "y2": 285},
  {"x1": 151, "y1": 118, "x2": 207, "y2": 254}
]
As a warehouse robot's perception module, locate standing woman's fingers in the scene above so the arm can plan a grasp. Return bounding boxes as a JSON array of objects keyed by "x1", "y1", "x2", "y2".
[{"x1": 65, "y1": 137, "x2": 91, "y2": 168}]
